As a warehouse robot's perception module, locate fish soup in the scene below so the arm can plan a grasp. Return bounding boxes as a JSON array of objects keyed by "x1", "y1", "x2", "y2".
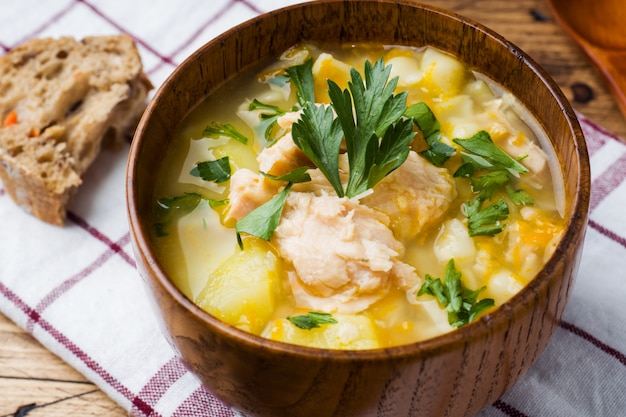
[{"x1": 152, "y1": 43, "x2": 565, "y2": 349}]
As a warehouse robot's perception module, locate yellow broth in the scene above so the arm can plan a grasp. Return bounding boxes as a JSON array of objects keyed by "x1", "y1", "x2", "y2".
[{"x1": 152, "y1": 43, "x2": 565, "y2": 349}]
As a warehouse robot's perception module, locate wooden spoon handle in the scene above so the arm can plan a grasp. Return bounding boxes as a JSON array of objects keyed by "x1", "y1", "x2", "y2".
[{"x1": 594, "y1": 50, "x2": 626, "y2": 120}]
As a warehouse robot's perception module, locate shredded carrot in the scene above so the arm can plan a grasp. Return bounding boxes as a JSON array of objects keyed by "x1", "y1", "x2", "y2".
[
  {"x1": 28, "y1": 127, "x2": 40, "y2": 138},
  {"x1": 3, "y1": 110, "x2": 17, "y2": 127}
]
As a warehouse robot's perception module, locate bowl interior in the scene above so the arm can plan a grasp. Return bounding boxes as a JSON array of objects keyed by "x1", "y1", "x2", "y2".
[{"x1": 127, "y1": 0, "x2": 589, "y2": 366}]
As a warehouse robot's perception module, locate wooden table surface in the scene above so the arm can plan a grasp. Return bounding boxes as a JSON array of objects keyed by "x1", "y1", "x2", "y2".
[{"x1": 1, "y1": 0, "x2": 624, "y2": 416}]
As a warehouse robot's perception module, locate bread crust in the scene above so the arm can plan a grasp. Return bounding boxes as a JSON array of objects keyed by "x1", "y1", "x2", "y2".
[{"x1": 0, "y1": 35, "x2": 152, "y2": 225}]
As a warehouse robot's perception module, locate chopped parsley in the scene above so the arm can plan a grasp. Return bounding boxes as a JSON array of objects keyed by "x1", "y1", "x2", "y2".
[
  {"x1": 453, "y1": 130, "x2": 533, "y2": 236},
  {"x1": 153, "y1": 192, "x2": 210, "y2": 237},
  {"x1": 260, "y1": 166, "x2": 312, "y2": 183},
  {"x1": 405, "y1": 101, "x2": 455, "y2": 166},
  {"x1": 418, "y1": 259, "x2": 495, "y2": 327},
  {"x1": 287, "y1": 312, "x2": 337, "y2": 330},
  {"x1": 235, "y1": 183, "x2": 292, "y2": 248},
  {"x1": 285, "y1": 58, "x2": 316, "y2": 106},
  {"x1": 190, "y1": 157, "x2": 231, "y2": 183},
  {"x1": 203, "y1": 121, "x2": 248, "y2": 144},
  {"x1": 464, "y1": 197, "x2": 509, "y2": 237},
  {"x1": 453, "y1": 130, "x2": 528, "y2": 176},
  {"x1": 248, "y1": 99, "x2": 288, "y2": 143},
  {"x1": 291, "y1": 57, "x2": 415, "y2": 199}
]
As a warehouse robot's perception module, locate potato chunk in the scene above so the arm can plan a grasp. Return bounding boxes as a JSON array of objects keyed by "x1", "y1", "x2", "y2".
[
  {"x1": 195, "y1": 237, "x2": 284, "y2": 334},
  {"x1": 262, "y1": 314, "x2": 380, "y2": 350}
]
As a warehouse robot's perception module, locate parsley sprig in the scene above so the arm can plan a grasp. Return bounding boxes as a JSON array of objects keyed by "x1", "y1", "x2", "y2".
[
  {"x1": 287, "y1": 312, "x2": 337, "y2": 330},
  {"x1": 236, "y1": 57, "x2": 417, "y2": 243},
  {"x1": 324, "y1": 58, "x2": 415, "y2": 197},
  {"x1": 405, "y1": 102, "x2": 455, "y2": 166},
  {"x1": 248, "y1": 99, "x2": 288, "y2": 143},
  {"x1": 153, "y1": 192, "x2": 227, "y2": 237},
  {"x1": 453, "y1": 130, "x2": 533, "y2": 236},
  {"x1": 418, "y1": 259, "x2": 495, "y2": 327},
  {"x1": 190, "y1": 157, "x2": 231, "y2": 183},
  {"x1": 203, "y1": 122, "x2": 248, "y2": 144}
]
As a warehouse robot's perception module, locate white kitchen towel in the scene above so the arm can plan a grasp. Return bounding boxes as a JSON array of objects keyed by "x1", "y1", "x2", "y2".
[{"x1": 1, "y1": 1, "x2": 625, "y2": 416}]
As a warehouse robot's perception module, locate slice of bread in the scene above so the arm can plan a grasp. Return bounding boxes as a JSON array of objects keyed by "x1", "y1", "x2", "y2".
[{"x1": 0, "y1": 35, "x2": 152, "y2": 225}]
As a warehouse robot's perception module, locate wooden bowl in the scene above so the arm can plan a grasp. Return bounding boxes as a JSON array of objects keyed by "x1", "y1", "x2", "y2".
[{"x1": 126, "y1": 1, "x2": 590, "y2": 416}]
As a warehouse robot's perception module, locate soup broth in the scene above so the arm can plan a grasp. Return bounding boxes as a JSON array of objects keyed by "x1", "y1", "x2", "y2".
[{"x1": 152, "y1": 43, "x2": 565, "y2": 349}]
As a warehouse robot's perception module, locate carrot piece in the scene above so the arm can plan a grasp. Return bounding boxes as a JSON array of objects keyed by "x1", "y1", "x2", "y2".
[{"x1": 3, "y1": 110, "x2": 17, "y2": 127}]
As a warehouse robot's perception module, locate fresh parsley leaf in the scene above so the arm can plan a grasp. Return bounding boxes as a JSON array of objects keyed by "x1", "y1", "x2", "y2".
[
  {"x1": 235, "y1": 183, "x2": 292, "y2": 248},
  {"x1": 261, "y1": 166, "x2": 312, "y2": 183},
  {"x1": 417, "y1": 259, "x2": 494, "y2": 327},
  {"x1": 248, "y1": 99, "x2": 288, "y2": 142},
  {"x1": 470, "y1": 170, "x2": 510, "y2": 200},
  {"x1": 453, "y1": 130, "x2": 533, "y2": 235},
  {"x1": 291, "y1": 103, "x2": 345, "y2": 197},
  {"x1": 208, "y1": 198, "x2": 229, "y2": 208},
  {"x1": 190, "y1": 157, "x2": 231, "y2": 183},
  {"x1": 287, "y1": 312, "x2": 337, "y2": 330},
  {"x1": 405, "y1": 102, "x2": 455, "y2": 166},
  {"x1": 366, "y1": 117, "x2": 414, "y2": 188},
  {"x1": 156, "y1": 193, "x2": 204, "y2": 212},
  {"x1": 154, "y1": 193, "x2": 205, "y2": 237},
  {"x1": 324, "y1": 58, "x2": 412, "y2": 197},
  {"x1": 285, "y1": 59, "x2": 316, "y2": 106},
  {"x1": 465, "y1": 197, "x2": 509, "y2": 236},
  {"x1": 506, "y1": 184, "x2": 534, "y2": 206},
  {"x1": 453, "y1": 130, "x2": 528, "y2": 176},
  {"x1": 203, "y1": 122, "x2": 248, "y2": 144}
]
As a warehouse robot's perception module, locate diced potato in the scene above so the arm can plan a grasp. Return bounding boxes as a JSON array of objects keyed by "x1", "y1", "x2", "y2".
[
  {"x1": 312, "y1": 53, "x2": 352, "y2": 104},
  {"x1": 485, "y1": 270, "x2": 525, "y2": 305},
  {"x1": 464, "y1": 79, "x2": 496, "y2": 105},
  {"x1": 263, "y1": 313, "x2": 380, "y2": 350},
  {"x1": 420, "y1": 47, "x2": 468, "y2": 96},
  {"x1": 195, "y1": 237, "x2": 284, "y2": 334},
  {"x1": 387, "y1": 56, "x2": 424, "y2": 88},
  {"x1": 177, "y1": 201, "x2": 237, "y2": 298},
  {"x1": 434, "y1": 218, "x2": 476, "y2": 264}
]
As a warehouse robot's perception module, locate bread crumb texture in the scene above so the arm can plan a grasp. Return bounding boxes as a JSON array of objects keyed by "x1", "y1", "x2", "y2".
[{"x1": 0, "y1": 35, "x2": 152, "y2": 225}]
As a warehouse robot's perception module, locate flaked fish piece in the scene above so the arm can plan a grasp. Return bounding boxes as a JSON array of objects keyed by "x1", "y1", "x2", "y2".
[
  {"x1": 362, "y1": 151, "x2": 456, "y2": 242},
  {"x1": 223, "y1": 168, "x2": 278, "y2": 223},
  {"x1": 273, "y1": 191, "x2": 419, "y2": 314}
]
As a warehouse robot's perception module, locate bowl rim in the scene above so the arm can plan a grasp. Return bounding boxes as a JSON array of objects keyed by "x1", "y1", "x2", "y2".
[{"x1": 127, "y1": 0, "x2": 590, "y2": 362}]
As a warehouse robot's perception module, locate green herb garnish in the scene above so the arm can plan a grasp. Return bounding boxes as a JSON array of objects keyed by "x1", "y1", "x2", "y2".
[
  {"x1": 417, "y1": 259, "x2": 494, "y2": 327},
  {"x1": 453, "y1": 130, "x2": 528, "y2": 176},
  {"x1": 261, "y1": 166, "x2": 312, "y2": 183},
  {"x1": 248, "y1": 99, "x2": 288, "y2": 142},
  {"x1": 291, "y1": 57, "x2": 415, "y2": 198},
  {"x1": 287, "y1": 312, "x2": 337, "y2": 330},
  {"x1": 154, "y1": 192, "x2": 206, "y2": 237},
  {"x1": 203, "y1": 122, "x2": 248, "y2": 144},
  {"x1": 291, "y1": 103, "x2": 344, "y2": 196},
  {"x1": 453, "y1": 130, "x2": 533, "y2": 236},
  {"x1": 235, "y1": 183, "x2": 292, "y2": 248},
  {"x1": 405, "y1": 102, "x2": 455, "y2": 166},
  {"x1": 328, "y1": 58, "x2": 414, "y2": 197},
  {"x1": 190, "y1": 157, "x2": 231, "y2": 183},
  {"x1": 236, "y1": 58, "x2": 418, "y2": 244},
  {"x1": 285, "y1": 58, "x2": 316, "y2": 106},
  {"x1": 464, "y1": 197, "x2": 509, "y2": 237},
  {"x1": 506, "y1": 184, "x2": 534, "y2": 205}
]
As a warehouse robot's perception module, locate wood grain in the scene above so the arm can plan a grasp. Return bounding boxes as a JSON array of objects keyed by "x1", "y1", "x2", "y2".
[
  {"x1": 1, "y1": 0, "x2": 624, "y2": 416},
  {"x1": 0, "y1": 313, "x2": 127, "y2": 417},
  {"x1": 545, "y1": 0, "x2": 626, "y2": 120}
]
